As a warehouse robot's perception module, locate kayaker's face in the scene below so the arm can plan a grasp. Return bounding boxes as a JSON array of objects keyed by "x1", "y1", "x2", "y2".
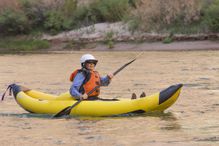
[{"x1": 85, "y1": 61, "x2": 96, "y2": 70}]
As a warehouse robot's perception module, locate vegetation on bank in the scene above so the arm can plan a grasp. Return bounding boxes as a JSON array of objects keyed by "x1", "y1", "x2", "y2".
[
  {"x1": 0, "y1": 0, "x2": 219, "y2": 36},
  {"x1": 0, "y1": 0, "x2": 219, "y2": 51},
  {"x1": 0, "y1": 37, "x2": 50, "y2": 53}
]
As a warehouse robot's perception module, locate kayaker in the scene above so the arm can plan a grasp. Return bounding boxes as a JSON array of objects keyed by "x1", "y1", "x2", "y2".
[{"x1": 69, "y1": 54, "x2": 118, "y2": 101}]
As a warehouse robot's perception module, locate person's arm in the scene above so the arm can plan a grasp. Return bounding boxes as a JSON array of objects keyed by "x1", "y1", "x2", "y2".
[
  {"x1": 69, "y1": 73, "x2": 85, "y2": 99},
  {"x1": 100, "y1": 73, "x2": 113, "y2": 86}
]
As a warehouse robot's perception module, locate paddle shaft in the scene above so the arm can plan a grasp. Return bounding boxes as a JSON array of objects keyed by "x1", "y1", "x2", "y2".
[
  {"x1": 87, "y1": 58, "x2": 137, "y2": 94},
  {"x1": 52, "y1": 84, "x2": 99, "y2": 118},
  {"x1": 71, "y1": 84, "x2": 101, "y2": 107},
  {"x1": 112, "y1": 58, "x2": 136, "y2": 76}
]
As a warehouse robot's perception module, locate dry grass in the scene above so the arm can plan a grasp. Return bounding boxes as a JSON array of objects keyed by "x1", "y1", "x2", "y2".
[
  {"x1": 0, "y1": 0, "x2": 90, "y2": 8},
  {"x1": 0, "y1": 0, "x2": 69, "y2": 15},
  {"x1": 0, "y1": 0, "x2": 20, "y2": 11},
  {"x1": 131, "y1": 0, "x2": 202, "y2": 31},
  {"x1": 0, "y1": 0, "x2": 91, "y2": 13}
]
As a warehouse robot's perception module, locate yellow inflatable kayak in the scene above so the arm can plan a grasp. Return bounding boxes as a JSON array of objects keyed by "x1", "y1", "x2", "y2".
[{"x1": 9, "y1": 84, "x2": 183, "y2": 117}]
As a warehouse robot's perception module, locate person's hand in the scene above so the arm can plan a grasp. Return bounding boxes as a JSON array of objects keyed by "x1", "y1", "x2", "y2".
[
  {"x1": 107, "y1": 73, "x2": 114, "y2": 80},
  {"x1": 80, "y1": 94, "x2": 88, "y2": 100}
]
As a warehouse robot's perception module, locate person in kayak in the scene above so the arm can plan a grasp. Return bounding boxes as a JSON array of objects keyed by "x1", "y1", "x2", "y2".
[{"x1": 69, "y1": 54, "x2": 118, "y2": 101}]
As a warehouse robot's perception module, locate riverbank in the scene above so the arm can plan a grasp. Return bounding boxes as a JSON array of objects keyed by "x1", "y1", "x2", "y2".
[
  {"x1": 44, "y1": 22, "x2": 219, "y2": 52},
  {"x1": 46, "y1": 40, "x2": 219, "y2": 52},
  {"x1": 1, "y1": 40, "x2": 219, "y2": 54},
  {"x1": 1, "y1": 22, "x2": 219, "y2": 53}
]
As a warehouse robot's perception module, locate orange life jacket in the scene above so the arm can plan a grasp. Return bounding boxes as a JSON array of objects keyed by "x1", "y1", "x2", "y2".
[{"x1": 70, "y1": 69, "x2": 101, "y2": 97}]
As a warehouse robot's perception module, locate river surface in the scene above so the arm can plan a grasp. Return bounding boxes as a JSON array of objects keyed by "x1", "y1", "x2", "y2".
[{"x1": 0, "y1": 51, "x2": 219, "y2": 146}]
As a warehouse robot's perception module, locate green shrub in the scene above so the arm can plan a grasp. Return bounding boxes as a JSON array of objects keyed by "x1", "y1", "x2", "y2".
[
  {"x1": 71, "y1": 5, "x2": 95, "y2": 27},
  {"x1": 20, "y1": 0, "x2": 76, "y2": 34},
  {"x1": 203, "y1": 0, "x2": 219, "y2": 32},
  {"x1": 62, "y1": 0, "x2": 77, "y2": 17},
  {"x1": 43, "y1": 10, "x2": 65, "y2": 34},
  {"x1": 95, "y1": 0, "x2": 131, "y2": 22},
  {"x1": 20, "y1": 0, "x2": 47, "y2": 29},
  {"x1": 104, "y1": 31, "x2": 115, "y2": 48},
  {"x1": 72, "y1": 0, "x2": 131, "y2": 26},
  {"x1": 71, "y1": 1, "x2": 110, "y2": 28},
  {"x1": 42, "y1": 0, "x2": 79, "y2": 34},
  {"x1": 126, "y1": 17, "x2": 141, "y2": 34},
  {"x1": 0, "y1": 38, "x2": 50, "y2": 52},
  {"x1": 0, "y1": 9, "x2": 30, "y2": 35}
]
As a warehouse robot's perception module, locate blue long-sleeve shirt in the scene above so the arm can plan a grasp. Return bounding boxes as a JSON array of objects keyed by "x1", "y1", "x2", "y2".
[{"x1": 70, "y1": 72, "x2": 111, "y2": 99}]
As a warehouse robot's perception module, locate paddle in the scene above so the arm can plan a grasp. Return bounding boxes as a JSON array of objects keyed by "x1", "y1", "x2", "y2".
[
  {"x1": 53, "y1": 53, "x2": 143, "y2": 118},
  {"x1": 52, "y1": 85, "x2": 99, "y2": 118}
]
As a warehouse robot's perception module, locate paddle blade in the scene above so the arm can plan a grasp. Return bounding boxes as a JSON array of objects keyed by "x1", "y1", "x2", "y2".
[
  {"x1": 52, "y1": 100, "x2": 82, "y2": 118},
  {"x1": 53, "y1": 106, "x2": 72, "y2": 118}
]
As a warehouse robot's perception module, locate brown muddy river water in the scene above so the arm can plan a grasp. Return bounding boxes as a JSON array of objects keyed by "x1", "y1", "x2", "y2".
[{"x1": 0, "y1": 51, "x2": 219, "y2": 146}]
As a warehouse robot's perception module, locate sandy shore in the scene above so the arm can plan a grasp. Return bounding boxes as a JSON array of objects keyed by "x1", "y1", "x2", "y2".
[
  {"x1": 85, "y1": 40, "x2": 219, "y2": 51},
  {"x1": 48, "y1": 40, "x2": 219, "y2": 52},
  {"x1": 1, "y1": 40, "x2": 219, "y2": 53}
]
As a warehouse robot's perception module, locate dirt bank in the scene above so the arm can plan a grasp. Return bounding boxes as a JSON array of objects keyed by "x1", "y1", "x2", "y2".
[
  {"x1": 47, "y1": 40, "x2": 219, "y2": 52},
  {"x1": 84, "y1": 40, "x2": 219, "y2": 51},
  {"x1": 43, "y1": 22, "x2": 219, "y2": 52}
]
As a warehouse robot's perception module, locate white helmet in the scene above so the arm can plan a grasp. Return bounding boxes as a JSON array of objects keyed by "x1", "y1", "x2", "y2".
[{"x1": 80, "y1": 54, "x2": 98, "y2": 65}]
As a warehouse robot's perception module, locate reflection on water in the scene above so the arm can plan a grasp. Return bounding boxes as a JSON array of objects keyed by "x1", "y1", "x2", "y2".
[
  {"x1": 0, "y1": 113, "x2": 52, "y2": 119},
  {"x1": 0, "y1": 111, "x2": 178, "y2": 122},
  {"x1": 0, "y1": 51, "x2": 219, "y2": 146},
  {"x1": 194, "y1": 136, "x2": 219, "y2": 142}
]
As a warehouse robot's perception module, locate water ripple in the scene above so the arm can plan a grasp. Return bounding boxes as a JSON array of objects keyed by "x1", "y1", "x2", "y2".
[
  {"x1": 0, "y1": 113, "x2": 51, "y2": 119},
  {"x1": 194, "y1": 136, "x2": 219, "y2": 142}
]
